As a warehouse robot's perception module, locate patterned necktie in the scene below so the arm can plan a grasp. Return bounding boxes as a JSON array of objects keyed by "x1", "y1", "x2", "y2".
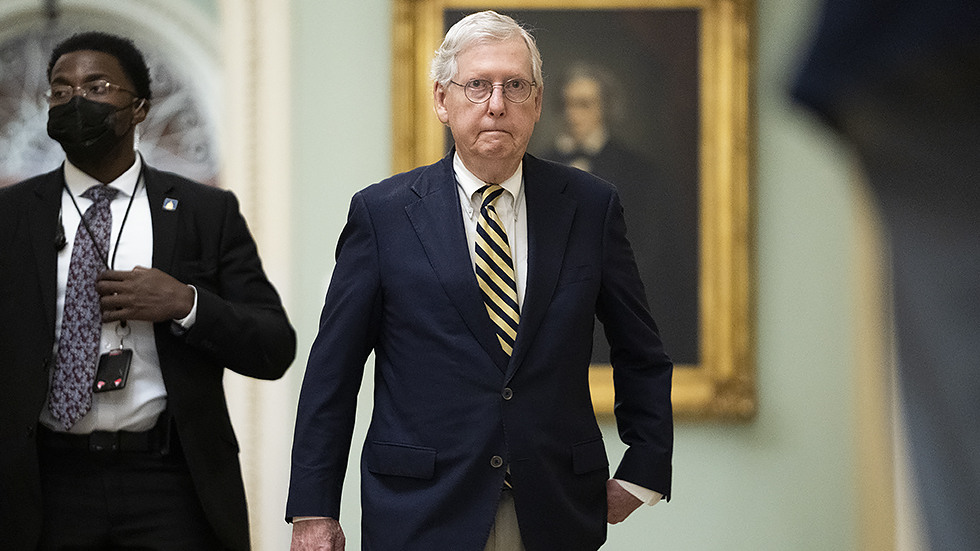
[
  {"x1": 50, "y1": 184, "x2": 118, "y2": 430},
  {"x1": 475, "y1": 184, "x2": 520, "y2": 356}
]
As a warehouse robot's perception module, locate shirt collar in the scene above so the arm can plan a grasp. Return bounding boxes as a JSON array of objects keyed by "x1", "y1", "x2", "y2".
[
  {"x1": 64, "y1": 154, "x2": 143, "y2": 200},
  {"x1": 452, "y1": 151, "x2": 523, "y2": 204}
]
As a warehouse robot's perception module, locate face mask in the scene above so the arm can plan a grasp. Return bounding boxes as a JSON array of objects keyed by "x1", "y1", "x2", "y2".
[{"x1": 47, "y1": 96, "x2": 127, "y2": 158}]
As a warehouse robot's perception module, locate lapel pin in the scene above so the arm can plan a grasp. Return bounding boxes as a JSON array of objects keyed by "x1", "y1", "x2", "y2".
[{"x1": 163, "y1": 198, "x2": 178, "y2": 211}]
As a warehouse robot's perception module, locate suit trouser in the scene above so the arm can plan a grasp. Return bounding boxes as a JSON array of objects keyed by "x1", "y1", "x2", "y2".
[
  {"x1": 484, "y1": 489, "x2": 526, "y2": 551},
  {"x1": 36, "y1": 426, "x2": 223, "y2": 551}
]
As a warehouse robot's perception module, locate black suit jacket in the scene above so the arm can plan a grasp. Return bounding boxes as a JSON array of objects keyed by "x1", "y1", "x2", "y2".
[
  {"x1": 0, "y1": 164, "x2": 296, "y2": 550},
  {"x1": 287, "y1": 153, "x2": 672, "y2": 551}
]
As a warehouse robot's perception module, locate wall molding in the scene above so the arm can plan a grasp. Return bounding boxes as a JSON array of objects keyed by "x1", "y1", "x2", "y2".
[{"x1": 219, "y1": 0, "x2": 294, "y2": 548}]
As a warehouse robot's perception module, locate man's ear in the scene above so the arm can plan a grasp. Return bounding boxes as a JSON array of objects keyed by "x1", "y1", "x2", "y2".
[
  {"x1": 132, "y1": 99, "x2": 149, "y2": 125},
  {"x1": 532, "y1": 86, "x2": 543, "y2": 122},
  {"x1": 433, "y1": 82, "x2": 450, "y2": 124}
]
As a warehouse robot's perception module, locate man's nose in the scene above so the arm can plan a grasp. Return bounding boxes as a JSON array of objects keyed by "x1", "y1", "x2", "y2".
[{"x1": 487, "y1": 85, "x2": 507, "y2": 115}]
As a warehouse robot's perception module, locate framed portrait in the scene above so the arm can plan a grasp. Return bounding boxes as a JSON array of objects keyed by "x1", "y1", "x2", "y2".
[{"x1": 392, "y1": 0, "x2": 754, "y2": 420}]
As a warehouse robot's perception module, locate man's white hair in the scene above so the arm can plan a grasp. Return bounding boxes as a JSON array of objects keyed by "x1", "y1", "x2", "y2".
[{"x1": 430, "y1": 10, "x2": 544, "y2": 89}]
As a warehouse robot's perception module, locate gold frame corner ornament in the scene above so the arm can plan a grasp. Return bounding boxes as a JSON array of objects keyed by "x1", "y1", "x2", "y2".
[{"x1": 393, "y1": 0, "x2": 755, "y2": 421}]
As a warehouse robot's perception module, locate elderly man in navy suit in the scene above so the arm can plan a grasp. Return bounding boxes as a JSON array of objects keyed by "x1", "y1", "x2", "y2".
[{"x1": 287, "y1": 11, "x2": 672, "y2": 551}]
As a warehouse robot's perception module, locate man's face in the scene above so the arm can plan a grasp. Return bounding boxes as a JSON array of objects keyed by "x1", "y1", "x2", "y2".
[
  {"x1": 49, "y1": 49, "x2": 147, "y2": 133},
  {"x1": 434, "y1": 38, "x2": 542, "y2": 180},
  {"x1": 563, "y1": 76, "x2": 604, "y2": 143}
]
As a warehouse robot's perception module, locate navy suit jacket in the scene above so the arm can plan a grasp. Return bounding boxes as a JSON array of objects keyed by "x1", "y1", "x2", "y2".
[
  {"x1": 287, "y1": 153, "x2": 672, "y2": 551},
  {"x1": 0, "y1": 164, "x2": 296, "y2": 551}
]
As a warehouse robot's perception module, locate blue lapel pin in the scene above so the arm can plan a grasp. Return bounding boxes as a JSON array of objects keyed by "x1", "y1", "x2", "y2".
[{"x1": 163, "y1": 198, "x2": 178, "y2": 211}]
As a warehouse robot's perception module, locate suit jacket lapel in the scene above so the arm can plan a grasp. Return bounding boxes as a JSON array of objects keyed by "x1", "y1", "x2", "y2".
[
  {"x1": 143, "y1": 167, "x2": 179, "y2": 273},
  {"x1": 405, "y1": 155, "x2": 511, "y2": 372},
  {"x1": 29, "y1": 169, "x2": 65, "y2": 333},
  {"x1": 508, "y1": 155, "x2": 577, "y2": 379}
]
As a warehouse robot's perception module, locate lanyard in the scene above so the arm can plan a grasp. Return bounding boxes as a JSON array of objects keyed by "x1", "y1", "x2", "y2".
[{"x1": 61, "y1": 160, "x2": 144, "y2": 271}]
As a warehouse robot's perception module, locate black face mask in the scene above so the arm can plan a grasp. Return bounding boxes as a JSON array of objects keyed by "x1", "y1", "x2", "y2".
[{"x1": 47, "y1": 96, "x2": 127, "y2": 158}]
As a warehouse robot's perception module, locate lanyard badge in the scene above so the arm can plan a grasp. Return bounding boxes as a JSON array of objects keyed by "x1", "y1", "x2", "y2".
[{"x1": 93, "y1": 322, "x2": 132, "y2": 393}]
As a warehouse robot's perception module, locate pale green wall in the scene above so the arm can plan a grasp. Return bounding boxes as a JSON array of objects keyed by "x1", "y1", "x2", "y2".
[
  {"x1": 605, "y1": 0, "x2": 859, "y2": 548},
  {"x1": 287, "y1": 0, "x2": 860, "y2": 550},
  {"x1": 183, "y1": 0, "x2": 218, "y2": 21},
  {"x1": 289, "y1": 1, "x2": 393, "y2": 546}
]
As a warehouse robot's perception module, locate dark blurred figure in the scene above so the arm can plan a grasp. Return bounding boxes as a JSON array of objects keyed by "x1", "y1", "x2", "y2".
[{"x1": 793, "y1": 1, "x2": 980, "y2": 549}]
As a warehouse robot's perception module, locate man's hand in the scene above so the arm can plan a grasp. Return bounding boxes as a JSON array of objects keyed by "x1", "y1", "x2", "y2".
[
  {"x1": 290, "y1": 518, "x2": 345, "y2": 551},
  {"x1": 97, "y1": 266, "x2": 195, "y2": 323},
  {"x1": 606, "y1": 479, "x2": 643, "y2": 524}
]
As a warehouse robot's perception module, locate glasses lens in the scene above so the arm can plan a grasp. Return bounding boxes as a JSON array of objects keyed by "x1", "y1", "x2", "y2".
[
  {"x1": 84, "y1": 80, "x2": 112, "y2": 98},
  {"x1": 464, "y1": 80, "x2": 491, "y2": 103},
  {"x1": 503, "y1": 79, "x2": 531, "y2": 103},
  {"x1": 46, "y1": 85, "x2": 73, "y2": 105}
]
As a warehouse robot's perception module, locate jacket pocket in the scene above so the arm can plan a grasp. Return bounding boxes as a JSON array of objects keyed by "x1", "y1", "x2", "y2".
[
  {"x1": 365, "y1": 441, "x2": 437, "y2": 479},
  {"x1": 571, "y1": 438, "x2": 609, "y2": 475}
]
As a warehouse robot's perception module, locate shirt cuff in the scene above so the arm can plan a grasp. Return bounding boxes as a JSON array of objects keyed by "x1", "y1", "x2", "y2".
[
  {"x1": 615, "y1": 478, "x2": 663, "y2": 506},
  {"x1": 292, "y1": 516, "x2": 330, "y2": 523},
  {"x1": 171, "y1": 285, "x2": 198, "y2": 334}
]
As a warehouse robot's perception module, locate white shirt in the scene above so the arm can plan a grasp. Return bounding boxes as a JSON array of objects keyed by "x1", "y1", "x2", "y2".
[{"x1": 40, "y1": 156, "x2": 193, "y2": 434}]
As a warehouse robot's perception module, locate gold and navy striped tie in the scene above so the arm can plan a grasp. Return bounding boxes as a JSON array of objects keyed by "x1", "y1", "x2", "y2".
[{"x1": 475, "y1": 184, "x2": 520, "y2": 356}]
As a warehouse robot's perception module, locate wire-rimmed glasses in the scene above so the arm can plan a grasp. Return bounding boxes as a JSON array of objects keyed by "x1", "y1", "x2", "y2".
[
  {"x1": 45, "y1": 80, "x2": 138, "y2": 106},
  {"x1": 449, "y1": 78, "x2": 536, "y2": 104}
]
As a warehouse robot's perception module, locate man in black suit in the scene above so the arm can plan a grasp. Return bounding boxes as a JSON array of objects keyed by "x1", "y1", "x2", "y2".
[
  {"x1": 287, "y1": 11, "x2": 672, "y2": 551},
  {"x1": 0, "y1": 32, "x2": 295, "y2": 550}
]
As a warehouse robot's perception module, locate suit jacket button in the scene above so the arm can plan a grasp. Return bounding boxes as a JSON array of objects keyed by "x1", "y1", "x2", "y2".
[
  {"x1": 501, "y1": 388, "x2": 513, "y2": 400},
  {"x1": 490, "y1": 455, "x2": 504, "y2": 469}
]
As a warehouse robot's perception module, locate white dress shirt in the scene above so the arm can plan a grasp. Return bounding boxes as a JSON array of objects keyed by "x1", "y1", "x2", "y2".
[{"x1": 41, "y1": 156, "x2": 195, "y2": 434}]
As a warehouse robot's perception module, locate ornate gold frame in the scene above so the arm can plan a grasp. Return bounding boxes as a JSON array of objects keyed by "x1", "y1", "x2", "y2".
[{"x1": 392, "y1": 0, "x2": 754, "y2": 420}]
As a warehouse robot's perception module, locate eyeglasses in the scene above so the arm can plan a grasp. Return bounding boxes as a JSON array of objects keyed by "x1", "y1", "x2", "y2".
[
  {"x1": 45, "y1": 80, "x2": 138, "y2": 106},
  {"x1": 449, "y1": 78, "x2": 536, "y2": 104}
]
